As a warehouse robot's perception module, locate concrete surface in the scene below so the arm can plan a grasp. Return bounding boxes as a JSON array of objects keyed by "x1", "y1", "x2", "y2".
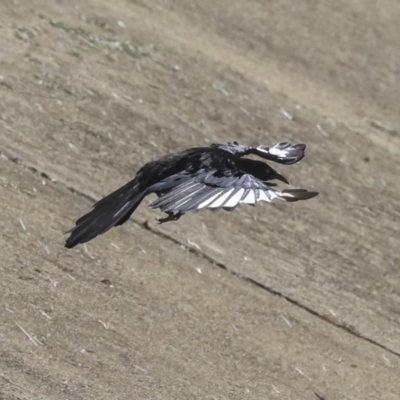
[{"x1": 1, "y1": 1, "x2": 399, "y2": 399}]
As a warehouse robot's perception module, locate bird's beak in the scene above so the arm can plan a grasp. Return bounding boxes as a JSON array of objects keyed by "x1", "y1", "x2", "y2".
[{"x1": 273, "y1": 172, "x2": 289, "y2": 184}]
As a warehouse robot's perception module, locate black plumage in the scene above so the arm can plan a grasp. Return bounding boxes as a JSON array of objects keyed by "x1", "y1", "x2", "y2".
[{"x1": 65, "y1": 141, "x2": 318, "y2": 248}]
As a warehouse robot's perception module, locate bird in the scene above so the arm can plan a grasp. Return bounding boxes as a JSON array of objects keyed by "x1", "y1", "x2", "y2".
[{"x1": 65, "y1": 141, "x2": 318, "y2": 248}]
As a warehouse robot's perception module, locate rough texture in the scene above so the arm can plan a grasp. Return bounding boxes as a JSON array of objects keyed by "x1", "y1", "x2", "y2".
[{"x1": 0, "y1": 1, "x2": 399, "y2": 399}]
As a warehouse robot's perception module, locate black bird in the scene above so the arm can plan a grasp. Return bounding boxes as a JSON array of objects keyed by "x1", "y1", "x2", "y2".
[{"x1": 65, "y1": 141, "x2": 318, "y2": 248}]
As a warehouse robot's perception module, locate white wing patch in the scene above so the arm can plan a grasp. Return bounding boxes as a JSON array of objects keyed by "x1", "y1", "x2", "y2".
[
  {"x1": 240, "y1": 189, "x2": 256, "y2": 204},
  {"x1": 197, "y1": 190, "x2": 226, "y2": 209},
  {"x1": 223, "y1": 189, "x2": 245, "y2": 208},
  {"x1": 207, "y1": 188, "x2": 235, "y2": 208},
  {"x1": 268, "y1": 147, "x2": 288, "y2": 157},
  {"x1": 196, "y1": 187, "x2": 282, "y2": 211},
  {"x1": 258, "y1": 190, "x2": 270, "y2": 202}
]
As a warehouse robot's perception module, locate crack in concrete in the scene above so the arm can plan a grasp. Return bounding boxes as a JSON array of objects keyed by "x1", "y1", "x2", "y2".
[{"x1": 2, "y1": 148, "x2": 400, "y2": 359}]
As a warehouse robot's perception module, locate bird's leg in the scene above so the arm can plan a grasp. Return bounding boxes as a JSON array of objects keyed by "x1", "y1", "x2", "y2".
[{"x1": 156, "y1": 211, "x2": 184, "y2": 224}]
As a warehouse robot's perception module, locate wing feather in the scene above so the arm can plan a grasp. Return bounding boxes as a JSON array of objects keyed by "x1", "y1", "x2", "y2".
[
  {"x1": 207, "y1": 188, "x2": 236, "y2": 208},
  {"x1": 195, "y1": 189, "x2": 228, "y2": 210},
  {"x1": 149, "y1": 162, "x2": 318, "y2": 214},
  {"x1": 221, "y1": 188, "x2": 245, "y2": 208},
  {"x1": 240, "y1": 189, "x2": 256, "y2": 205}
]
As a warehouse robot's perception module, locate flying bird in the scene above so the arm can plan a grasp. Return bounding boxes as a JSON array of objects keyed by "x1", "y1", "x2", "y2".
[{"x1": 65, "y1": 141, "x2": 318, "y2": 248}]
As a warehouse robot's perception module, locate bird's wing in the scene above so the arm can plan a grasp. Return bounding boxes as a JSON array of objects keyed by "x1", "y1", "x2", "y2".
[
  {"x1": 149, "y1": 171, "x2": 318, "y2": 214},
  {"x1": 210, "y1": 141, "x2": 305, "y2": 164},
  {"x1": 251, "y1": 142, "x2": 306, "y2": 164}
]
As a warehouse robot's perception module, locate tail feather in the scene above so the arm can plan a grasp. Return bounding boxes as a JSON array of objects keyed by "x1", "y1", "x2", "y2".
[{"x1": 65, "y1": 179, "x2": 146, "y2": 248}]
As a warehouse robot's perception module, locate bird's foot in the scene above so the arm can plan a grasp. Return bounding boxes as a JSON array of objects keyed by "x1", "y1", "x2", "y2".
[{"x1": 156, "y1": 212, "x2": 183, "y2": 224}]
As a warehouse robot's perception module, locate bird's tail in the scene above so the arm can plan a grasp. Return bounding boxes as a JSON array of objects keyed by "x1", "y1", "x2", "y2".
[{"x1": 65, "y1": 179, "x2": 146, "y2": 248}]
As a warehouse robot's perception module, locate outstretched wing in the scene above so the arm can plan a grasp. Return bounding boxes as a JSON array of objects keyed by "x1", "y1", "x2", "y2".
[
  {"x1": 149, "y1": 172, "x2": 317, "y2": 214},
  {"x1": 250, "y1": 142, "x2": 306, "y2": 164}
]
